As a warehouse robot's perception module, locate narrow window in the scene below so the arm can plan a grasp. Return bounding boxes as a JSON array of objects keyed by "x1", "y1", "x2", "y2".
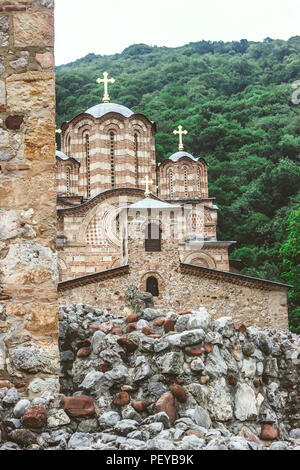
[
  {"x1": 197, "y1": 167, "x2": 201, "y2": 195},
  {"x1": 145, "y1": 223, "x2": 161, "y2": 252},
  {"x1": 67, "y1": 136, "x2": 71, "y2": 155},
  {"x1": 134, "y1": 133, "x2": 139, "y2": 187},
  {"x1": 184, "y1": 166, "x2": 188, "y2": 197},
  {"x1": 169, "y1": 168, "x2": 174, "y2": 198},
  {"x1": 66, "y1": 167, "x2": 71, "y2": 195},
  {"x1": 85, "y1": 134, "x2": 91, "y2": 198},
  {"x1": 146, "y1": 276, "x2": 159, "y2": 297},
  {"x1": 110, "y1": 132, "x2": 115, "y2": 188}
]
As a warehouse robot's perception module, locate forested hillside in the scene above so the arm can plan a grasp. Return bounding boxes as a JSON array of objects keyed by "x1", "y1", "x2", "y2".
[{"x1": 55, "y1": 38, "x2": 300, "y2": 332}]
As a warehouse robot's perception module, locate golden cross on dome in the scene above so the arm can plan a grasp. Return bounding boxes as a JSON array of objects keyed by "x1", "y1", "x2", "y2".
[
  {"x1": 96, "y1": 72, "x2": 116, "y2": 103},
  {"x1": 173, "y1": 125, "x2": 188, "y2": 151},
  {"x1": 141, "y1": 175, "x2": 153, "y2": 198},
  {"x1": 56, "y1": 128, "x2": 62, "y2": 135}
]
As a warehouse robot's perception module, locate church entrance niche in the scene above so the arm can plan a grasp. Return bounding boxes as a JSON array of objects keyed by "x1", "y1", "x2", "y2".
[
  {"x1": 146, "y1": 276, "x2": 159, "y2": 297},
  {"x1": 145, "y1": 223, "x2": 161, "y2": 252}
]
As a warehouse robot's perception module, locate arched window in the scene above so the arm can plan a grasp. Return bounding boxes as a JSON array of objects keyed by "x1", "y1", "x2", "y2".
[
  {"x1": 67, "y1": 135, "x2": 71, "y2": 155},
  {"x1": 146, "y1": 276, "x2": 159, "y2": 297},
  {"x1": 134, "y1": 133, "x2": 139, "y2": 187},
  {"x1": 183, "y1": 166, "x2": 188, "y2": 197},
  {"x1": 85, "y1": 134, "x2": 91, "y2": 198},
  {"x1": 66, "y1": 167, "x2": 71, "y2": 195},
  {"x1": 110, "y1": 132, "x2": 115, "y2": 188},
  {"x1": 145, "y1": 223, "x2": 161, "y2": 252},
  {"x1": 197, "y1": 167, "x2": 201, "y2": 195},
  {"x1": 168, "y1": 168, "x2": 174, "y2": 198}
]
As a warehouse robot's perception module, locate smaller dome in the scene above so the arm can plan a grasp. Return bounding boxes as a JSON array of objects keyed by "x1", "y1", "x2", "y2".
[
  {"x1": 85, "y1": 102, "x2": 134, "y2": 119},
  {"x1": 169, "y1": 151, "x2": 198, "y2": 162}
]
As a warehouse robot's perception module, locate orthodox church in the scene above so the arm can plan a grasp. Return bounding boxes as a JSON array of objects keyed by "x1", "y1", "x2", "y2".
[{"x1": 56, "y1": 72, "x2": 290, "y2": 329}]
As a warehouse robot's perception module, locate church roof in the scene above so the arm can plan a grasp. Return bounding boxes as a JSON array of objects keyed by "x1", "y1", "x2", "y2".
[
  {"x1": 56, "y1": 150, "x2": 69, "y2": 160},
  {"x1": 85, "y1": 102, "x2": 134, "y2": 119},
  {"x1": 169, "y1": 151, "x2": 198, "y2": 162},
  {"x1": 127, "y1": 197, "x2": 182, "y2": 210},
  {"x1": 56, "y1": 150, "x2": 80, "y2": 165}
]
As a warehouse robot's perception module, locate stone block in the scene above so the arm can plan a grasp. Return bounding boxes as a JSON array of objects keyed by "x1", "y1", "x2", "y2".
[
  {"x1": 0, "y1": 17, "x2": 9, "y2": 47},
  {"x1": 24, "y1": 110, "x2": 55, "y2": 161},
  {"x1": 6, "y1": 72, "x2": 55, "y2": 113},
  {"x1": 13, "y1": 13, "x2": 54, "y2": 47},
  {"x1": 0, "y1": 80, "x2": 6, "y2": 105}
]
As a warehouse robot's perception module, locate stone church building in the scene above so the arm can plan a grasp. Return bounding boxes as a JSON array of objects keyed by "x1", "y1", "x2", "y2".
[{"x1": 57, "y1": 73, "x2": 290, "y2": 329}]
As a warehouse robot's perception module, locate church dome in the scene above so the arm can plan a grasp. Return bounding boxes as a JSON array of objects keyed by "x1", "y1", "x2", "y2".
[
  {"x1": 85, "y1": 102, "x2": 134, "y2": 119},
  {"x1": 169, "y1": 151, "x2": 198, "y2": 162}
]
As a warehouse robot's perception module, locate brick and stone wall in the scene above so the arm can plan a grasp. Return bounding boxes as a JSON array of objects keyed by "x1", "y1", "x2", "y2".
[
  {"x1": 0, "y1": 0, "x2": 59, "y2": 392},
  {"x1": 59, "y1": 235, "x2": 289, "y2": 330}
]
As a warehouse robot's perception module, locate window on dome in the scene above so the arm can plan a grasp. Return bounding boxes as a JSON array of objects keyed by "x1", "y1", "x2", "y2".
[
  {"x1": 168, "y1": 169, "x2": 174, "y2": 198},
  {"x1": 85, "y1": 134, "x2": 91, "y2": 198},
  {"x1": 66, "y1": 167, "x2": 71, "y2": 195},
  {"x1": 134, "y1": 133, "x2": 139, "y2": 187},
  {"x1": 183, "y1": 166, "x2": 188, "y2": 197},
  {"x1": 110, "y1": 132, "x2": 115, "y2": 188},
  {"x1": 197, "y1": 167, "x2": 201, "y2": 195}
]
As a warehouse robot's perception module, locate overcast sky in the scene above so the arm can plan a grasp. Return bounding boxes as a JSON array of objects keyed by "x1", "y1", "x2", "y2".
[{"x1": 54, "y1": 0, "x2": 299, "y2": 66}]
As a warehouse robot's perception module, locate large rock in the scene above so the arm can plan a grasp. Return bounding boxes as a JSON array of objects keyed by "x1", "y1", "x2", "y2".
[
  {"x1": 21, "y1": 406, "x2": 47, "y2": 429},
  {"x1": 61, "y1": 396, "x2": 95, "y2": 417},
  {"x1": 124, "y1": 286, "x2": 154, "y2": 315},
  {"x1": 155, "y1": 392, "x2": 176, "y2": 425},
  {"x1": 234, "y1": 383, "x2": 258, "y2": 421},
  {"x1": 99, "y1": 411, "x2": 121, "y2": 429},
  {"x1": 186, "y1": 308, "x2": 211, "y2": 331},
  {"x1": 205, "y1": 346, "x2": 228, "y2": 379},
  {"x1": 214, "y1": 316, "x2": 235, "y2": 338},
  {"x1": 13, "y1": 399, "x2": 30, "y2": 418},
  {"x1": 166, "y1": 329, "x2": 205, "y2": 347},
  {"x1": 183, "y1": 406, "x2": 212, "y2": 429},
  {"x1": 156, "y1": 351, "x2": 184, "y2": 375},
  {"x1": 134, "y1": 356, "x2": 152, "y2": 382},
  {"x1": 207, "y1": 379, "x2": 233, "y2": 422}
]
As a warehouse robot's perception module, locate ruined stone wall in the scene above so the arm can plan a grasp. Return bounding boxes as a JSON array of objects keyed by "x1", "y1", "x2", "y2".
[
  {"x1": 0, "y1": 303, "x2": 298, "y2": 450},
  {"x1": 0, "y1": 0, "x2": 59, "y2": 392}
]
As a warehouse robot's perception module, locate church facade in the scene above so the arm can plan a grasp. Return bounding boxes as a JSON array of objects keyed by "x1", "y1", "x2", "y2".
[{"x1": 56, "y1": 73, "x2": 290, "y2": 329}]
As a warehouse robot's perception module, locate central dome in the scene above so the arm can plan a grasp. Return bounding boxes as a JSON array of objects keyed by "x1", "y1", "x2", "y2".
[
  {"x1": 169, "y1": 151, "x2": 198, "y2": 162},
  {"x1": 85, "y1": 102, "x2": 134, "y2": 119}
]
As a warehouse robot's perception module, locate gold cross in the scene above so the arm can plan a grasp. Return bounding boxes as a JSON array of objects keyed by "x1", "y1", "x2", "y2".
[
  {"x1": 56, "y1": 128, "x2": 62, "y2": 134},
  {"x1": 141, "y1": 175, "x2": 153, "y2": 198},
  {"x1": 96, "y1": 72, "x2": 116, "y2": 103},
  {"x1": 173, "y1": 125, "x2": 188, "y2": 151}
]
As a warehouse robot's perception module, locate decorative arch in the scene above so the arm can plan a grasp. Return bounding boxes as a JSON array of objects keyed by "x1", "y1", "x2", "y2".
[
  {"x1": 184, "y1": 252, "x2": 216, "y2": 269},
  {"x1": 140, "y1": 271, "x2": 165, "y2": 296}
]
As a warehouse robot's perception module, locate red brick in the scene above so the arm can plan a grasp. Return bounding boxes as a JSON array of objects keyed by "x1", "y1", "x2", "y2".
[{"x1": 61, "y1": 396, "x2": 95, "y2": 417}]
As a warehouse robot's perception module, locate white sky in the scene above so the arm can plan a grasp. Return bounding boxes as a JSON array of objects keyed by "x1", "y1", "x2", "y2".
[{"x1": 55, "y1": 0, "x2": 300, "y2": 66}]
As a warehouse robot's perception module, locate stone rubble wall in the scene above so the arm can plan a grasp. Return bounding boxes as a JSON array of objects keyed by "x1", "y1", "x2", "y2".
[
  {"x1": 0, "y1": 0, "x2": 59, "y2": 391},
  {"x1": 0, "y1": 303, "x2": 299, "y2": 450}
]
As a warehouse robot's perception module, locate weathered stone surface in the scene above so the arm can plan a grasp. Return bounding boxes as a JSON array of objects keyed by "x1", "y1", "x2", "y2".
[
  {"x1": 171, "y1": 384, "x2": 187, "y2": 403},
  {"x1": 99, "y1": 411, "x2": 121, "y2": 428},
  {"x1": 124, "y1": 286, "x2": 153, "y2": 314},
  {"x1": 113, "y1": 392, "x2": 131, "y2": 407},
  {"x1": 13, "y1": 399, "x2": 30, "y2": 418},
  {"x1": 156, "y1": 351, "x2": 184, "y2": 375},
  {"x1": 234, "y1": 383, "x2": 258, "y2": 421},
  {"x1": 132, "y1": 401, "x2": 149, "y2": 412},
  {"x1": 167, "y1": 329, "x2": 205, "y2": 347},
  {"x1": 186, "y1": 308, "x2": 211, "y2": 331},
  {"x1": 35, "y1": 52, "x2": 54, "y2": 68},
  {"x1": 260, "y1": 424, "x2": 279, "y2": 440},
  {"x1": 164, "y1": 319, "x2": 175, "y2": 333},
  {"x1": 156, "y1": 392, "x2": 176, "y2": 425},
  {"x1": 242, "y1": 342, "x2": 255, "y2": 356},
  {"x1": 117, "y1": 337, "x2": 138, "y2": 352},
  {"x1": 214, "y1": 316, "x2": 235, "y2": 338},
  {"x1": 238, "y1": 426, "x2": 260, "y2": 445},
  {"x1": 47, "y1": 410, "x2": 71, "y2": 428},
  {"x1": 24, "y1": 111, "x2": 56, "y2": 162},
  {"x1": 61, "y1": 396, "x2": 95, "y2": 417},
  {"x1": 134, "y1": 356, "x2": 151, "y2": 381},
  {"x1": 22, "y1": 406, "x2": 47, "y2": 429},
  {"x1": 207, "y1": 379, "x2": 233, "y2": 422},
  {"x1": 14, "y1": 13, "x2": 54, "y2": 47},
  {"x1": 0, "y1": 17, "x2": 9, "y2": 47},
  {"x1": 205, "y1": 346, "x2": 227, "y2": 378},
  {"x1": 6, "y1": 72, "x2": 55, "y2": 113},
  {"x1": 0, "y1": 80, "x2": 6, "y2": 105}
]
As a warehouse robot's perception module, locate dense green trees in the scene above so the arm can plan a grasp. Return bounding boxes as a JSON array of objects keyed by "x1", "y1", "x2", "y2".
[{"x1": 56, "y1": 37, "x2": 300, "y2": 331}]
